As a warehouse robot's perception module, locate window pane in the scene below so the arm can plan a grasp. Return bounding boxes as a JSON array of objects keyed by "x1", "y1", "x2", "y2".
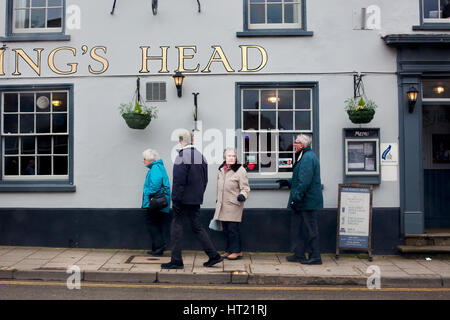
[
  {"x1": 443, "y1": 1, "x2": 450, "y2": 18},
  {"x1": 48, "y1": 0, "x2": 63, "y2": 6},
  {"x1": 21, "y1": 136, "x2": 35, "y2": 154},
  {"x1": 250, "y1": 4, "x2": 265, "y2": 24},
  {"x1": 260, "y1": 132, "x2": 276, "y2": 152},
  {"x1": 278, "y1": 111, "x2": 293, "y2": 130},
  {"x1": 31, "y1": 0, "x2": 46, "y2": 7},
  {"x1": 284, "y1": 3, "x2": 299, "y2": 23},
  {"x1": 244, "y1": 133, "x2": 259, "y2": 153},
  {"x1": 14, "y1": 9, "x2": 30, "y2": 29},
  {"x1": 267, "y1": 4, "x2": 282, "y2": 23},
  {"x1": 15, "y1": 0, "x2": 31, "y2": 8},
  {"x1": 261, "y1": 111, "x2": 276, "y2": 129},
  {"x1": 423, "y1": 79, "x2": 450, "y2": 99},
  {"x1": 20, "y1": 114, "x2": 34, "y2": 133},
  {"x1": 244, "y1": 153, "x2": 259, "y2": 173},
  {"x1": 36, "y1": 94, "x2": 50, "y2": 112},
  {"x1": 261, "y1": 90, "x2": 276, "y2": 109},
  {"x1": 278, "y1": 90, "x2": 293, "y2": 109},
  {"x1": 47, "y1": 8, "x2": 62, "y2": 28},
  {"x1": 54, "y1": 136, "x2": 68, "y2": 154},
  {"x1": 20, "y1": 93, "x2": 34, "y2": 112},
  {"x1": 31, "y1": 8, "x2": 45, "y2": 28},
  {"x1": 52, "y1": 114, "x2": 67, "y2": 133},
  {"x1": 295, "y1": 111, "x2": 311, "y2": 130},
  {"x1": 4, "y1": 115, "x2": 18, "y2": 134},
  {"x1": 424, "y1": 0, "x2": 439, "y2": 19},
  {"x1": 279, "y1": 133, "x2": 295, "y2": 152},
  {"x1": 278, "y1": 152, "x2": 295, "y2": 172},
  {"x1": 260, "y1": 153, "x2": 276, "y2": 172},
  {"x1": 4, "y1": 93, "x2": 18, "y2": 112},
  {"x1": 36, "y1": 114, "x2": 50, "y2": 133},
  {"x1": 52, "y1": 92, "x2": 67, "y2": 112},
  {"x1": 4, "y1": 157, "x2": 19, "y2": 175},
  {"x1": 54, "y1": 156, "x2": 68, "y2": 175},
  {"x1": 37, "y1": 156, "x2": 51, "y2": 175},
  {"x1": 243, "y1": 111, "x2": 259, "y2": 130},
  {"x1": 21, "y1": 156, "x2": 35, "y2": 175},
  {"x1": 243, "y1": 90, "x2": 259, "y2": 109},
  {"x1": 5, "y1": 137, "x2": 19, "y2": 155},
  {"x1": 295, "y1": 90, "x2": 311, "y2": 109},
  {"x1": 37, "y1": 136, "x2": 51, "y2": 154}
]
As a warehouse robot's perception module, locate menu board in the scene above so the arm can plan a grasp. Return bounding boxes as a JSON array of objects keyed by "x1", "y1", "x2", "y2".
[
  {"x1": 347, "y1": 141, "x2": 377, "y2": 172},
  {"x1": 336, "y1": 184, "x2": 373, "y2": 260}
]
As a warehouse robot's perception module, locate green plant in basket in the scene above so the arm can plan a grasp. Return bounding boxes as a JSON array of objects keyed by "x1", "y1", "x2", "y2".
[
  {"x1": 119, "y1": 101, "x2": 158, "y2": 129},
  {"x1": 344, "y1": 96, "x2": 377, "y2": 124}
]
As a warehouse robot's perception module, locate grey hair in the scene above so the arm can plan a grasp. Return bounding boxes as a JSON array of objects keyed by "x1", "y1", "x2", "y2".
[
  {"x1": 142, "y1": 149, "x2": 160, "y2": 161},
  {"x1": 223, "y1": 148, "x2": 237, "y2": 159},
  {"x1": 178, "y1": 129, "x2": 193, "y2": 144},
  {"x1": 297, "y1": 134, "x2": 312, "y2": 147}
]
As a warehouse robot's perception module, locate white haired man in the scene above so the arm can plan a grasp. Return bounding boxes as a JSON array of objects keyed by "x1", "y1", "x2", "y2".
[{"x1": 277, "y1": 134, "x2": 323, "y2": 265}]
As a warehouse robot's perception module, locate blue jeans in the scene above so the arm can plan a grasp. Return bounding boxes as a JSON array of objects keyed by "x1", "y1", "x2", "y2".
[
  {"x1": 290, "y1": 209, "x2": 321, "y2": 259},
  {"x1": 222, "y1": 221, "x2": 242, "y2": 253}
]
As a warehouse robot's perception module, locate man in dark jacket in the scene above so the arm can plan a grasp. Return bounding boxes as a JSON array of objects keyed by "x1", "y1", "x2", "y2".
[
  {"x1": 162, "y1": 129, "x2": 223, "y2": 269},
  {"x1": 277, "y1": 134, "x2": 323, "y2": 265}
]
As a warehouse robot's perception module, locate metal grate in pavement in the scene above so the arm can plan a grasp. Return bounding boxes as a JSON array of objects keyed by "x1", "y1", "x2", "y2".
[{"x1": 125, "y1": 255, "x2": 170, "y2": 264}]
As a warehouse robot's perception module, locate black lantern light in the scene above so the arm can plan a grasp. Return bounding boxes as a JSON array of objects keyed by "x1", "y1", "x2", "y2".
[
  {"x1": 173, "y1": 72, "x2": 185, "y2": 98},
  {"x1": 407, "y1": 87, "x2": 419, "y2": 113}
]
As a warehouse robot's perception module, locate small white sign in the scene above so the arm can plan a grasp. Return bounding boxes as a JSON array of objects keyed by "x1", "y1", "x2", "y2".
[{"x1": 380, "y1": 143, "x2": 398, "y2": 166}]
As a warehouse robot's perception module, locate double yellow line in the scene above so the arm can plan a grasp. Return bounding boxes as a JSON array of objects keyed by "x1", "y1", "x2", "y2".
[{"x1": 1, "y1": 281, "x2": 450, "y2": 292}]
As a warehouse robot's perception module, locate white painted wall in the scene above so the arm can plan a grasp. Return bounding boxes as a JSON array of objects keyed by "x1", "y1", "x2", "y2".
[{"x1": 0, "y1": 0, "x2": 420, "y2": 208}]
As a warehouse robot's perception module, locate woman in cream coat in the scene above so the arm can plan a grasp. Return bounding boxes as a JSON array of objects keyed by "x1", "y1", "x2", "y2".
[{"x1": 213, "y1": 148, "x2": 250, "y2": 260}]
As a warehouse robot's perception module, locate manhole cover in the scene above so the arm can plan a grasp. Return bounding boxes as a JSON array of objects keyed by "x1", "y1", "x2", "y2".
[{"x1": 125, "y1": 255, "x2": 170, "y2": 264}]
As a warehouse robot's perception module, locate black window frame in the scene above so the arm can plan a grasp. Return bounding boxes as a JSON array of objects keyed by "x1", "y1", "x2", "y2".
[
  {"x1": 237, "y1": 0, "x2": 313, "y2": 37},
  {"x1": 0, "y1": 84, "x2": 75, "y2": 192},
  {"x1": 0, "y1": 0, "x2": 70, "y2": 42}
]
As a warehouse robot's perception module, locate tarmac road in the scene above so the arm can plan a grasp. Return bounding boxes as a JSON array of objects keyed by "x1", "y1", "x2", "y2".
[{"x1": 1, "y1": 280, "x2": 450, "y2": 300}]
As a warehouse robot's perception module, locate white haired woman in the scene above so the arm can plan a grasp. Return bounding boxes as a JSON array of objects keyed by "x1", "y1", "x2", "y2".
[
  {"x1": 213, "y1": 148, "x2": 250, "y2": 260},
  {"x1": 142, "y1": 149, "x2": 171, "y2": 256}
]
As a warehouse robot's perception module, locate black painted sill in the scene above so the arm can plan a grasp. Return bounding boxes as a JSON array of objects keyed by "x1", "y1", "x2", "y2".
[
  {"x1": 0, "y1": 184, "x2": 76, "y2": 192},
  {"x1": 249, "y1": 179, "x2": 284, "y2": 190},
  {"x1": 236, "y1": 30, "x2": 313, "y2": 37},
  {"x1": 413, "y1": 23, "x2": 450, "y2": 31},
  {"x1": 0, "y1": 34, "x2": 71, "y2": 42}
]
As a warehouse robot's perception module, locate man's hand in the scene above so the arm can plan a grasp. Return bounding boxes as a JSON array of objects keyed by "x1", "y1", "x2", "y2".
[
  {"x1": 276, "y1": 179, "x2": 290, "y2": 189},
  {"x1": 237, "y1": 194, "x2": 246, "y2": 202}
]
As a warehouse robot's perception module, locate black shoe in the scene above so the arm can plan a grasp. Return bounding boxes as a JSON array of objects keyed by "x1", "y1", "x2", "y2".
[
  {"x1": 161, "y1": 261, "x2": 184, "y2": 269},
  {"x1": 286, "y1": 255, "x2": 308, "y2": 263},
  {"x1": 203, "y1": 255, "x2": 223, "y2": 267},
  {"x1": 301, "y1": 258, "x2": 322, "y2": 265},
  {"x1": 148, "y1": 245, "x2": 166, "y2": 256}
]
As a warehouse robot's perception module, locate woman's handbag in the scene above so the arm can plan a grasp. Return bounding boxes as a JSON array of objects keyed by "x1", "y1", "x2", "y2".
[
  {"x1": 209, "y1": 219, "x2": 223, "y2": 232},
  {"x1": 148, "y1": 193, "x2": 168, "y2": 212}
]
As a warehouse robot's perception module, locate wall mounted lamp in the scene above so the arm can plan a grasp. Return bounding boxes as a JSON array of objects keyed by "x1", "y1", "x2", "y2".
[
  {"x1": 173, "y1": 72, "x2": 185, "y2": 98},
  {"x1": 407, "y1": 87, "x2": 419, "y2": 113}
]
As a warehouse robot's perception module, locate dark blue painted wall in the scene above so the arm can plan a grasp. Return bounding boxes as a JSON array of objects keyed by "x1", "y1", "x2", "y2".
[{"x1": 0, "y1": 208, "x2": 402, "y2": 254}]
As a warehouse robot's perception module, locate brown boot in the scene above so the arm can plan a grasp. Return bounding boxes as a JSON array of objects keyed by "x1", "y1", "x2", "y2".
[
  {"x1": 227, "y1": 252, "x2": 243, "y2": 260},
  {"x1": 220, "y1": 252, "x2": 231, "y2": 258}
]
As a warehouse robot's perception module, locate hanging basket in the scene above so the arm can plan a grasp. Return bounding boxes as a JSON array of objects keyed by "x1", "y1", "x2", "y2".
[
  {"x1": 347, "y1": 109, "x2": 375, "y2": 124},
  {"x1": 122, "y1": 113, "x2": 151, "y2": 129}
]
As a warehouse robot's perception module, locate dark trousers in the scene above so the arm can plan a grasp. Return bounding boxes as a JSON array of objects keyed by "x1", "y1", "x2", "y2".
[
  {"x1": 170, "y1": 204, "x2": 218, "y2": 263},
  {"x1": 222, "y1": 221, "x2": 242, "y2": 253},
  {"x1": 146, "y1": 209, "x2": 166, "y2": 251},
  {"x1": 290, "y1": 209, "x2": 321, "y2": 259}
]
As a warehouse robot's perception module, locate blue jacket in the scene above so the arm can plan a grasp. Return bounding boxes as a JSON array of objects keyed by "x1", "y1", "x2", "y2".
[
  {"x1": 172, "y1": 146, "x2": 208, "y2": 205},
  {"x1": 287, "y1": 147, "x2": 323, "y2": 211},
  {"x1": 142, "y1": 159, "x2": 171, "y2": 213}
]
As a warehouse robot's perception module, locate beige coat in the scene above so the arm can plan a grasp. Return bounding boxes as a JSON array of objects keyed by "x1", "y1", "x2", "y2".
[{"x1": 213, "y1": 164, "x2": 250, "y2": 222}]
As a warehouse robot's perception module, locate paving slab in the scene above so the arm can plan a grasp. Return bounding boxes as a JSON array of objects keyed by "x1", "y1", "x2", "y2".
[
  {"x1": 157, "y1": 272, "x2": 231, "y2": 284},
  {"x1": 27, "y1": 249, "x2": 65, "y2": 260},
  {"x1": 250, "y1": 264, "x2": 305, "y2": 275},
  {"x1": 84, "y1": 271, "x2": 156, "y2": 283},
  {"x1": 301, "y1": 266, "x2": 362, "y2": 276},
  {"x1": 129, "y1": 265, "x2": 162, "y2": 273}
]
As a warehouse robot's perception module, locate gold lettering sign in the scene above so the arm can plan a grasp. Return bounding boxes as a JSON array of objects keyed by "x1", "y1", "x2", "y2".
[
  {"x1": 176, "y1": 46, "x2": 200, "y2": 73},
  {"x1": 239, "y1": 45, "x2": 268, "y2": 72},
  {"x1": 89, "y1": 46, "x2": 109, "y2": 75},
  {"x1": 0, "y1": 49, "x2": 5, "y2": 76},
  {"x1": 140, "y1": 46, "x2": 169, "y2": 73},
  {"x1": 48, "y1": 47, "x2": 78, "y2": 75},
  {"x1": 202, "y1": 46, "x2": 235, "y2": 73},
  {"x1": 13, "y1": 48, "x2": 44, "y2": 76}
]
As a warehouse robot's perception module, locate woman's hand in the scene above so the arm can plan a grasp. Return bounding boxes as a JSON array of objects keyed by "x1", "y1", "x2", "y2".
[{"x1": 237, "y1": 194, "x2": 246, "y2": 202}]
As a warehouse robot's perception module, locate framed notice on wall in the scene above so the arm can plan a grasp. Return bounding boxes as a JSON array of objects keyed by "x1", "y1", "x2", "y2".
[{"x1": 336, "y1": 184, "x2": 373, "y2": 261}]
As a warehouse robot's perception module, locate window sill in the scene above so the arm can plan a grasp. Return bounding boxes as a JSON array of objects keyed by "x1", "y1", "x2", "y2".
[
  {"x1": 236, "y1": 30, "x2": 313, "y2": 37},
  {"x1": 413, "y1": 23, "x2": 450, "y2": 31},
  {"x1": 0, "y1": 183, "x2": 76, "y2": 192},
  {"x1": 249, "y1": 179, "x2": 284, "y2": 190},
  {"x1": 0, "y1": 34, "x2": 71, "y2": 42}
]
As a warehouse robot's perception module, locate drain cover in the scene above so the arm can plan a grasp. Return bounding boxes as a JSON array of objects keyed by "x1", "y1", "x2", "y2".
[{"x1": 125, "y1": 255, "x2": 170, "y2": 264}]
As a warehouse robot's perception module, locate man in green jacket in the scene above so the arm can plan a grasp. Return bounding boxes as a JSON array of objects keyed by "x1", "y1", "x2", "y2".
[{"x1": 277, "y1": 134, "x2": 323, "y2": 265}]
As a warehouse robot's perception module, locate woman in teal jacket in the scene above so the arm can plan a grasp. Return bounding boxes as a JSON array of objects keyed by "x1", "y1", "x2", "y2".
[{"x1": 142, "y1": 149, "x2": 171, "y2": 256}]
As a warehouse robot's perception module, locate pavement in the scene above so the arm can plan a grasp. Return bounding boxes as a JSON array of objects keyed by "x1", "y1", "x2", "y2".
[{"x1": 1, "y1": 246, "x2": 450, "y2": 288}]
